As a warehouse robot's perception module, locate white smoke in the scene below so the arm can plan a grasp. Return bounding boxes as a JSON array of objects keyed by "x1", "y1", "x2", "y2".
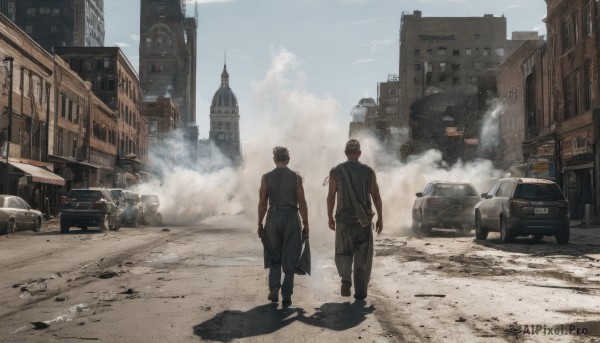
[{"x1": 133, "y1": 47, "x2": 504, "y2": 239}]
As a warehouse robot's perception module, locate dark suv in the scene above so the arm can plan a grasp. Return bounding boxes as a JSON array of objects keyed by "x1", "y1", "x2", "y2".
[
  {"x1": 412, "y1": 181, "x2": 480, "y2": 235},
  {"x1": 60, "y1": 188, "x2": 120, "y2": 233},
  {"x1": 474, "y1": 178, "x2": 570, "y2": 243}
]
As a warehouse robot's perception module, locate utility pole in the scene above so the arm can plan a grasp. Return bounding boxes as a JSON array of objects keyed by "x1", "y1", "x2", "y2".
[{"x1": 3, "y1": 56, "x2": 13, "y2": 194}]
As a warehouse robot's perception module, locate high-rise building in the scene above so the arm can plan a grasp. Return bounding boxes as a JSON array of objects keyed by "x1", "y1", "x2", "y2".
[
  {"x1": 399, "y1": 11, "x2": 508, "y2": 136},
  {"x1": 10, "y1": 0, "x2": 104, "y2": 51},
  {"x1": 209, "y1": 64, "x2": 240, "y2": 163},
  {"x1": 139, "y1": 0, "x2": 197, "y2": 133}
]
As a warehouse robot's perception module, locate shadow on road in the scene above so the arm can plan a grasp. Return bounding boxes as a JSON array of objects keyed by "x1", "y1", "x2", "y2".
[
  {"x1": 193, "y1": 300, "x2": 374, "y2": 342},
  {"x1": 193, "y1": 303, "x2": 301, "y2": 342},
  {"x1": 297, "y1": 300, "x2": 375, "y2": 331}
]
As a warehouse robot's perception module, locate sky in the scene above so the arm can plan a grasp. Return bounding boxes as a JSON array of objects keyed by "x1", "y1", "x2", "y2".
[{"x1": 104, "y1": 0, "x2": 548, "y2": 141}]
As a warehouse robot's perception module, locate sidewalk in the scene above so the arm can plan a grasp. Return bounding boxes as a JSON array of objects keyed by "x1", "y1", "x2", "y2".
[{"x1": 570, "y1": 219, "x2": 600, "y2": 229}]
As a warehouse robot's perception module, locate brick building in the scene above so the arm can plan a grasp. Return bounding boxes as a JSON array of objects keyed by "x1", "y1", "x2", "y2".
[
  {"x1": 141, "y1": 97, "x2": 179, "y2": 168},
  {"x1": 53, "y1": 47, "x2": 148, "y2": 187},
  {"x1": 497, "y1": 39, "x2": 548, "y2": 174},
  {"x1": 544, "y1": 0, "x2": 598, "y2": 220}
]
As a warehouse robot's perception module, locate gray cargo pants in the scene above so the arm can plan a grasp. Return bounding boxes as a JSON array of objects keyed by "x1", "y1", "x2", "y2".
[{"x1": 335, "y1": 220, "x2": 374, "y2": 297}]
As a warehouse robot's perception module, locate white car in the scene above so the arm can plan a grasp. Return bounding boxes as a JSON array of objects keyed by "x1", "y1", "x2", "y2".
[{"x1": 0, "y1": 195, "x2": 43, "y2": 234}]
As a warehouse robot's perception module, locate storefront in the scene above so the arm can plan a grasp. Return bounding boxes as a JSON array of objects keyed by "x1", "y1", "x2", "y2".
[
  {"x1": 1, "y1": 160, "x2": 65, "y2": 217},
  {"x1": 560, "y1": 129, "x2": 594, "y2": 220}
]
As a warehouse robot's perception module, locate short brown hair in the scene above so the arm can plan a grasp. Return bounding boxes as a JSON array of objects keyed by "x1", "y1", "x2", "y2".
[
  {"x1": 273, "y1": 146, "x2": 290, "y2": 162},
  {"x1": 345, "y1": 139, "x2": 361, "y2": 155}
]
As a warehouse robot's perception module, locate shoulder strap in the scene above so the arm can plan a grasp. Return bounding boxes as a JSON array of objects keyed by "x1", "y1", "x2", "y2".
[{"x1": 339, "y1": 165, "x2": 370, "y2": 227}]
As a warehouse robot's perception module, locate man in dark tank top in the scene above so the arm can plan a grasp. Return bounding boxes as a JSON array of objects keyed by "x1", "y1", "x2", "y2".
[
  {"x1": 258, "y1": 146, "x2": 309, "y2": 308},
  {"x1": 327, "y1": 139, "x2": 383, "y2": 300}
]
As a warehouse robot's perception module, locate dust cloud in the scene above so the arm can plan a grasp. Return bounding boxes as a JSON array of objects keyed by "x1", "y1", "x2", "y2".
[{"x1": 133, "y1": 47, "x2": 504, "y2": 239}]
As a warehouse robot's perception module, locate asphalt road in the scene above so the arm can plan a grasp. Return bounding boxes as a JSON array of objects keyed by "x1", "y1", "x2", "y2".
[{"x1": 1, "y1": 217, "x2": 599, "y2": 342}]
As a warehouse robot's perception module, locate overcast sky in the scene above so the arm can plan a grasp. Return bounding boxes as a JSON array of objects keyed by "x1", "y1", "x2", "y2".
[{"x1": 105, "y1": 0, "x2": 547, "y2": 140}]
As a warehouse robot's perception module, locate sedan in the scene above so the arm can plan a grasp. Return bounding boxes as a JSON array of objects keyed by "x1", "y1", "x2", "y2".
[
  {"x1": 412, "y1": 181, "x2": 480, "y2": 235},
  {"x1": 0, "y1": 195, "x2": 43, "y2": 234}
]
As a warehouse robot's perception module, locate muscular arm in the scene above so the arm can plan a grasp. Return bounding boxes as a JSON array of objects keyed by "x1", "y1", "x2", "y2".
[
  {"x1": 296, "y1": 174, "x2": 309, "y2": 236},
  {"x1": 327, "y1": 169, "x2": 338, "y2": 231},
  {"x1": 257, "y1": 175, "x2": 268, "y2": 237},
  {"x1": 370, "y1": 172, "x2": 383, "y2": 233}
]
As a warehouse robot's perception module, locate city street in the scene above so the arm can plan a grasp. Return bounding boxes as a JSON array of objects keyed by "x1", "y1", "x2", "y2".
[{"x1": 1, "y1": 217, "x2": 599, "y2": 342}]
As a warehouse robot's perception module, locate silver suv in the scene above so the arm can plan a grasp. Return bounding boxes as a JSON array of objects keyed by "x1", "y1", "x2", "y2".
[{"x1": 474, "y1": 178, "x2": 570, "y2": 243}]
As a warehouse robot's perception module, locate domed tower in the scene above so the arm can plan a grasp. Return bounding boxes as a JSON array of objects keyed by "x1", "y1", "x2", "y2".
[{"x1": 209, "y1": 63, "x2": 240, "y2": 163}]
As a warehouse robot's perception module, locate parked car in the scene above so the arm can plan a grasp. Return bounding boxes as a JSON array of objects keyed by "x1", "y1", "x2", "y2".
[
  {"x1": 412, "y1": 181, "x2": 480, "y2": 235},
  {"x1": 474, "y1": 178, "x2": 570, "y2": 244},
  {"x1": 60, "y1": 188, "x2": 120, "y2": 233},
  {"x1": 0, "y1": 195, "x2": 43, "y2": 235},
  {"x1": 141, "y1": 194, "x2": 162, "y2": 225},
  {"x1": 122, "y1": 191, "x2": 143, "y2": 227}
]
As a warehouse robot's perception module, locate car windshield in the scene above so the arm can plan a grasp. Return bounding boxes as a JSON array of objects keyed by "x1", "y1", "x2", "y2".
[
  {"x1": 110, "y1": 190, "x2": 123, "y2": 200},
  {"x1": 433, "y1": 184, "x2": 477, "y2": 197},
  {"x1": 67, "y1": 190, "x2": 103, "y2": 201},
  {"x1": 514, "y1": 183, "x2": 565, "y2": 201}
]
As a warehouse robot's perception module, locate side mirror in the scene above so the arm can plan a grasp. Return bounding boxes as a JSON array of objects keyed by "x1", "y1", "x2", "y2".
[
  {"x1": 416, "y1": 192, "x2": 423, "y2": 197},
  {"x1": 481, "y1": 193, "x2": 487, "y2": 199}
]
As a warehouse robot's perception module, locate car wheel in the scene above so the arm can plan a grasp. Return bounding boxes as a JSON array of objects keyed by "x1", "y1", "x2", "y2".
[
  {"x1": 500, "y1": 218, "x2": 514, "y2": 243},
  {"x1": 81, "y1": 226, "x2": 88, "y2": 231},
  {"x1": 4, "y1": 219, "x2": 15, "y2": 234},
  {"x1": 99, "y1": 215, "x2": 109, "y2": 231},
  {"x1": 33, "y1": 218, "x2": 41, "y2": 233},
  {"x1": 555, "y1": 230, "x2": 570, "y2": 244},
  {"x1": 475, "y1": 212, "x2": 488, "y2": 240},
  {"x1": 411, "y1": 214, "x2": 420, "y2": 234},
  {"x1": 60, "y1": 222, "x2": 70, "y2": 234}
]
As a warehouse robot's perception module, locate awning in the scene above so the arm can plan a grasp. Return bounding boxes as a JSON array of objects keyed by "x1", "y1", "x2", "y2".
[
  {"x1": 47, "y1": 154, "x2": 100, "y2": 169},
  {"x1": 8, "y1": 161, "x2": 65, "y2": 186}
]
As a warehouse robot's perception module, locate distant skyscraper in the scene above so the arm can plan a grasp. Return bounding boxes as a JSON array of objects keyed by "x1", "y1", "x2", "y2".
[
  {"x1": 11, "y1": 0, "x2": 104, "y2": 51},
  {"x1": 209, "y1": 64, "x2": 240, "y2": 163}
]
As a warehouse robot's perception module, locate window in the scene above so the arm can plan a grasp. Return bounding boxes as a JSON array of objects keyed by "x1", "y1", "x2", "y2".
[
  {"x1": 439, "y1": 74, "x2": 446, "y2": 82},
  {"x1": 61, "y1": 94, "x2": 66, "y2": 117},
  {"x1": 483, "y1": 48, "x2": 490, "y2": 56},
  {"x1": 427, "y1": 49, "x2": 433, "y2": 55},
  {"x1": 26, "y1": 8, "x2": 36, "y2": 16},
  {"x1": 452, "y1": 77, "x2": 459, "y2": 85},
  {"x1": 438, "y1": 47, "x2": 447, "y2": 56},
  {"x1": 51, "y1": 26, "x2": 57, "y2": 33},
  {"x1": 495, "y1": 48, "x2": 505, "y2": 57},
  {"x1": 453, "y1": 49, "x2": 459, "y2": 56},
  {"x1": 562, "y1": 19, "x2": 571, "y2": 51},
  {"x1": 564, "y1": 76, "x2": 572, "y2": 119},
  {"x1": 25, "y1": 26, "x2": 32, "y2": 33},
  {"x1": 572, "y1": 12, "x2": 579, "y2": 45},
  {"x1": 473, "y1": 62, "x2": 483, "y2": 69},
  {"x1": 451, "y1": 64, "x2": 460, "y2": 71},
  {"x1": 414, "y1": 64, "x2": 421, "y2": 71},
  {"x1": 584, "y1": 1, "x2": 592, "y2": 37},
  {"x1": 439, "y1": 62, "x2": 446, "y2": 73},
  {"x1": 465, "y1": 48, "x2": 472, "y2": 56},
  {"x1": 52, "y1": 9, "x2": 60, "y2": 16},
  {"x1": 414, "y1": 49, "x2": 420, "y2": 55},
  {"x1": 584, "y1": 63, "x2": 592, "y2": 111}
]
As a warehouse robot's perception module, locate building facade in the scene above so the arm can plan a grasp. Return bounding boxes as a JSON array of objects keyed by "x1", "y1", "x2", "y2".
[
  {"x1": 139, "y1": 0, "x2": 197, "y2": 145},
  {"x1": 141, "y1": 97, "x2": 179, "y2": 168},
  {"x1": 399, "y1": 11, "x2": 509, "y2": 146},
  {"x1": 209, "y1": 64, "x2": 240, "y2": 163},
  {"x1": 10, "y1": 0, "x2": 104, "y2": 51},
  {"x1": 53, "y1": 47, "x2": 148, "y2": 187},
  {"x1": 545, "y1": 0, "x2": 599, "y2": 220}
]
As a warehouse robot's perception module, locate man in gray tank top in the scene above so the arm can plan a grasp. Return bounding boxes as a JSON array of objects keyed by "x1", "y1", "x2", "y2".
[
  {"x1": 327, "y1": 139, "x2": 383, "y2": 299},
  {"x1": 258, "y1": 146, "x2": 309, "y2": 307}
]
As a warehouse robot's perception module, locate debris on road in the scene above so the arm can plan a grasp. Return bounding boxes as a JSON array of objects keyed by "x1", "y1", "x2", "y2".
[
  {"x1": 30, "y1": 322, "x2": 49, "y2": 330},
  {"x1": 414, "y1": 294, "x2": 446, "y2": 298},
  {"x1": 98, "y1": 271, "x2": 118, "y2": 279},
  {"x1": 55, "y1": 296, "x2": 66, "y2": 302}
]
